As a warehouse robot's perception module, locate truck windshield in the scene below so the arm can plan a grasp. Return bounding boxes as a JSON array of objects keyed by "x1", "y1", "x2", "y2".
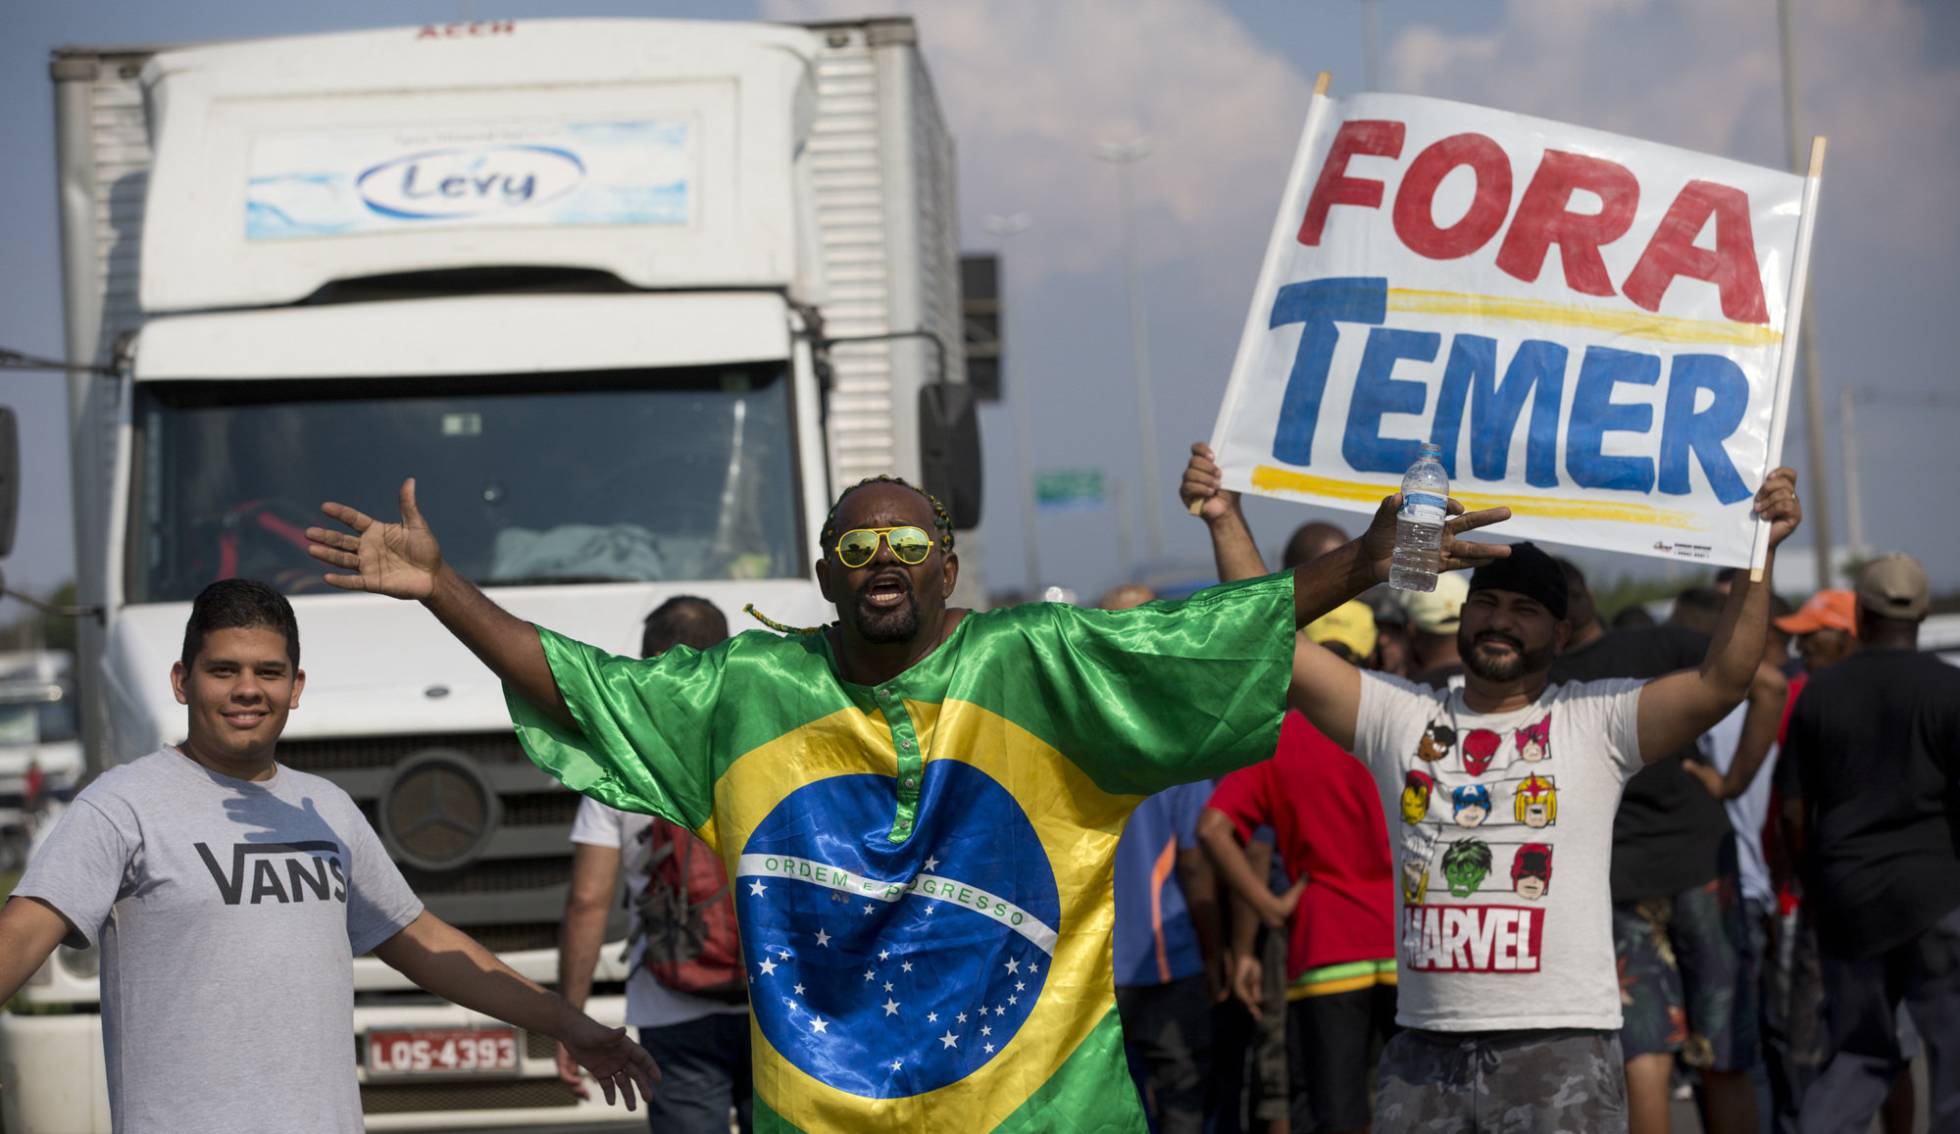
[
  {"x1": 0, "y1": 695, "x2": 78, "y2": 746},
  {"x1": 130, "y1": 364, "x2": 803, "y2": 602}
]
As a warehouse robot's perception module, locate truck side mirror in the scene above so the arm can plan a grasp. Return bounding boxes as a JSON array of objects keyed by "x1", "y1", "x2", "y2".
[
  {"x1": 919, "y1": 383, "x2": 982, "y2": 530},
  {"x1": 0, "y1": 407, "x2": 16, "y2": 559}
]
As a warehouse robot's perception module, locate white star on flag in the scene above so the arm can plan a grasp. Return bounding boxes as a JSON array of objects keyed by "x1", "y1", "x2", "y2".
[
  {"x1": 995, "y1": 1005, "x2": 1006, "y2": 1016},
  {"x1": 863, "y1": 903, "x2": 876, "y2": 915},
  {"x1": 884, "y1": 982, "x2": 895, "y2": 992},
  {"x1": 902, "y1": 961, "x2": 914, "y2": 972},
  {"x1": 891, "y1": 1059, "x2": 903, "y2": 1071},
  {"x1": 924, "y1": 855, "x2": 940, "y2": 870},
  {"x1": 865, "y1": 970, "x2": 876, "y2": 982},
  {"x1": 884, "y1": 999, "x2": 900, "y2": 1016},
  {"x1": 1005, "y1": 958, "x2": 1020, "y2": 974},
  {"x1": 811, "y1": 1018, "x2": 828, "y2": 1034},
  {"x1": 957, "y1": 1012, "x2": 967, "y2": 1023},
  {"x1": 785, "y1": 998, "x2": 798, "y2": 1011},
  {"x1": 880, "y1": 949, "x2": 891, "y2": 961},
  {"x1": 1008, "y1": 995, "x2": 1018, "y2": 1006},
  {"x1": 981, "y1": 1025, "x2": 992, "y2": 1037},
  {"x1": 758, "y1": 958, "x2": 778, "y2": 976},
  {"x1": 815, "y1": 929, "x2": 831, "y2": 947},
  {"x1": 1016, "y1": 981, "x2": 1026, "y2": 992},
  {"x1": 984, "y1": 1043, "x2": 996, "y2": 1054},
  {"x1": 940, "y1": 1031, "x2": 959, "y2": 1049},
  {"x1": 1028, "y1": 960, "x2": 1038, "y2": 973},
  {"x1": 778, "y1": 948, "x2": 792, "y2": 959},
  {"x1": 924, "y1": 904, "x2": 936, "y2": 915},
  {"x1": 928, "y1": 1012, "x2": 938, "y2": 1023},
  {"x1": 794, "y1": 983, "x2": 806, "y2": 995},
  {"x1": 748, "y1": 880, "x2": 768, "y2": 897}
]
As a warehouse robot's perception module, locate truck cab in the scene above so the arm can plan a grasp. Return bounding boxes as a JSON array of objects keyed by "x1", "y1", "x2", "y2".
[
  {"x1": 10, "y1": 16, "x2": 978, "y2": 1131},
  {"x1": 0, "y1": 650, "x2": 82, "y2": 873}
]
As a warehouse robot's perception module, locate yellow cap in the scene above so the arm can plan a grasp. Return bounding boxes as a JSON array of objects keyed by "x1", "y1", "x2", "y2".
[{"x1": 1307, "y1": 600, "x2": 1378, "y2": 661}]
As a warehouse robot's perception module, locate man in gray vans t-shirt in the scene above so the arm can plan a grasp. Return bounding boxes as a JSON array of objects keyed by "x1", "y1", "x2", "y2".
[
  {"x1": 0, "y1": 579, "x2": 655, "y2": 1133},
  {"x1": 16, "y1": 748, "x2": 420, "y2": 1132}
]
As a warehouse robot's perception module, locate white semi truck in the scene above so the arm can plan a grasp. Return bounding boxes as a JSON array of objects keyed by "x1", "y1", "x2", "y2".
[{"x1": 7, "y1": 16, "x2": 981, "y2": 1131}]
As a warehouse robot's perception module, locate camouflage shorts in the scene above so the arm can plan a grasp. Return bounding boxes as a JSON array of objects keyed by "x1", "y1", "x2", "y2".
[{"x1": 1375, "y1": 1027, "x2": 1628, "y2": 1133}]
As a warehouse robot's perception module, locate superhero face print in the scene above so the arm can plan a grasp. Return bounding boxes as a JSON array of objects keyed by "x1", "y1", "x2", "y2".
[
  {"x1": 1514, "y1": 714, "x2": 1552, "y2": 763},
  {"x1": 1401, "y1": 770, "x2": 1435, "y2": 825},
  {"x1": 1462, "y1": 729, "x2": 1502, "y2": 777},
  {"x1": 1401, "y1": 855, "x2": 1429, "y2": 905},
  {"x1": 1512, "y1": 843, "x2": 1553, "y2": 900},
  {"x1": 1451, "y1": 784, "x2": 1491, "y2": 828},
  {"x1": 1416, "y1": 722, "x2": 1457, "y2": 763},
  {"x1": 1514, "y1": 774, "x2": 1557, "y2": 829},
  {"x1": 1441, "y1": 839, "x2": 1493, "y2": 898}
]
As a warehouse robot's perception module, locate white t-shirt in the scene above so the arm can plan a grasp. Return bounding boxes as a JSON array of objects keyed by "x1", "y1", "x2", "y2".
[
  {"x1": 568, "y1": 796, "x2": 749, "y2": 1029},
  {"x1": 1699, "y1": 702, "x2": 1777, "y2": 907},
  {"x1": 1353, "y1": 673, "x2": 1646, "y2": 1032}
]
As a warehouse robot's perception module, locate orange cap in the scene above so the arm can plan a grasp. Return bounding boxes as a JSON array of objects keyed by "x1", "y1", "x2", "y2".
[{"x1": 1774, "y1": 589, "x2": 1857, "y2": 637}]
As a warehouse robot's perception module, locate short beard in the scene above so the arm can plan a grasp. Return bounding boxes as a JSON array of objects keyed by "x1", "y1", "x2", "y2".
[
  {"x1": 1461, "y1": 633, "x2": 1554, "y2": 682},
  {"x1": 854, "y1": 592, "x2": 921, "y2": 644}
]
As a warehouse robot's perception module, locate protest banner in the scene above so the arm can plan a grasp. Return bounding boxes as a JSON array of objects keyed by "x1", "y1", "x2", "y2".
[{"x1": 1206, "y1": 78, "x2": 1825, "y2": 570}]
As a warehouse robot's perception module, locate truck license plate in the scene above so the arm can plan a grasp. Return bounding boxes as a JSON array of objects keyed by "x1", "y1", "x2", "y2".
[{"x1": 366, "y1": 1027, "x2": 519, "y2": 1076}]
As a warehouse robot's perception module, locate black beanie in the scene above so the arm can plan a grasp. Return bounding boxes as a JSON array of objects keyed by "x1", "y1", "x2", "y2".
[{"x1": 1466, "y1": 542, "x2": 1569, "y2": 620}]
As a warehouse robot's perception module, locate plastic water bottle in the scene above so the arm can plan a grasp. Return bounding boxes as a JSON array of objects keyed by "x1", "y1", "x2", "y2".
[{"x1": 1390, "y1": 443, "x2": 1448, "y2": 593}]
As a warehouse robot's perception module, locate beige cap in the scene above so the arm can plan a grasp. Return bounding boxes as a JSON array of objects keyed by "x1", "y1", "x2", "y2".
[
  {"x1": 1855, "y1": 554, "x2": 1930, "y2": 621},
  {"x1": 1397, "y1": 572, "x2": 1470, "y2": 635}
]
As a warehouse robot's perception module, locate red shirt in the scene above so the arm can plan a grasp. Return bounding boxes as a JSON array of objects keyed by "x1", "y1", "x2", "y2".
[{"x1": 1206, "y1": 711, "x2": 1396, "y2": 981}]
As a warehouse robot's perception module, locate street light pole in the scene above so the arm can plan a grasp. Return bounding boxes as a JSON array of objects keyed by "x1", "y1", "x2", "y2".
[
  {"x1": 1778, "y1": 0, "x2": 1835, "y2": 588},
  {"x1": 1097, "y1": 136, "x2": 1164, "y2": 570},
  {"x1": 1840, "y1": 387, "x2": 1863, "y2": 555},
  {"x1": 982, "y1": 212, "x2": 1041, "y2": 596}
]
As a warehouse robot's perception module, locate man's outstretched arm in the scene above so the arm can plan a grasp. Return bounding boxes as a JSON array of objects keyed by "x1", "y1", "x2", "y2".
[
  {"x1": 374, "y1": 910, "x2": 657, "y2": 1109},
  {"x1": 1637, "y1": 468, "x2": 1802, "y2": 764},
  {"x1": 0, "y1": 897, "x2": 71, "y2": 1007},
  {"x1": 307, "y1": 479, "x2": 570, "y2": 726}
]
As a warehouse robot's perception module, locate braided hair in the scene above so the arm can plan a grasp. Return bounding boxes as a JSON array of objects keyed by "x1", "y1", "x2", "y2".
[
  {"x1": 818, "y1": 475, "x2": 956, "y2": 554},
  {"x1": 746, "y1": 476, "x2": 955, "y2": 637}
]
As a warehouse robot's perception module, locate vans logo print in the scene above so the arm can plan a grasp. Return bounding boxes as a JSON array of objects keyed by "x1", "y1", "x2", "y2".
[{"x1": 194, "y1": 841, "x2": 348, "y2": 906}]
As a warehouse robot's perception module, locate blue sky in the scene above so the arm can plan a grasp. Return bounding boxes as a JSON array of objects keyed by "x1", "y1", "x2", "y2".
[{"x1": 4, "y1": 0, "x2": 1956, "y2": 604}]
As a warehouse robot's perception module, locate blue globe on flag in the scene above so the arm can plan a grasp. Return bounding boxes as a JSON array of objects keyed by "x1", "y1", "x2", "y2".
[{"x1": 736, "y1": 760, "x2": 1060, "y2": 1097}]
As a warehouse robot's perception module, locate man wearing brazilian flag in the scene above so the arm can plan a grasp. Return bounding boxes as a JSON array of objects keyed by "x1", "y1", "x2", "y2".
[{"x1": 306, "y1": 475, "x2": 1509, "y2": 1132}]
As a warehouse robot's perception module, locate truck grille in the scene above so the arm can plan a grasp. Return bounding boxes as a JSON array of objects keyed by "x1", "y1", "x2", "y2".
[
  {"x1": 359, "y1": 1080, "x2": 580, "y2": 1114},
  {"x1": 279, "y1": 732, "x2": 626, "y2": 951}
]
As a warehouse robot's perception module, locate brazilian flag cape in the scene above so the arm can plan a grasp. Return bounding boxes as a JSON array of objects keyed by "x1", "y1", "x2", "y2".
[{"x1": 507, "y1": 573, "x2": 1294, "y2": 1132}]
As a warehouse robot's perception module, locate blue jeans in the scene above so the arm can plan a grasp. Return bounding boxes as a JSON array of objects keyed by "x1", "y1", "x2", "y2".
[{"x1": 639, "y1": 1012, "x2": 753, "y2": 1134}]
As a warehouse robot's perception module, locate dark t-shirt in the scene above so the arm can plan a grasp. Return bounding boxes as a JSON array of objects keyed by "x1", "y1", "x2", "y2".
[
  {"x1": 1775, "y1": 649, "x2": 1960, "y2": 958},
  {"x1": 1551, "y1": 624, "x2": 1733, "y2": 900}
]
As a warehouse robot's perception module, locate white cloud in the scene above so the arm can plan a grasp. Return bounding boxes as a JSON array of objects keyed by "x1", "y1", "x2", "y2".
[{"x1": 760, "y1": 0, "x2": 1314, "y2": 283}]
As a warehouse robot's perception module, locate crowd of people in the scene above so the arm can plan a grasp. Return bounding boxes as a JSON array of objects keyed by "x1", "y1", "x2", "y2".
[{"x1": 0, "y1": 447, "x2": 1953, "y2": 1134}]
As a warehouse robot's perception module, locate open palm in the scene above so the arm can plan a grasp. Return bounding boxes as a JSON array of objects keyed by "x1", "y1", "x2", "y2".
[{"x1": 306, "y1": 478, "x2": 443, "y2": 599}]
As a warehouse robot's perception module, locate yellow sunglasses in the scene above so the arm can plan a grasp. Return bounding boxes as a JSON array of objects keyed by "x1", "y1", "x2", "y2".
[{"x1": 833, "y1": 526, "x2": 937, "y2": 569}]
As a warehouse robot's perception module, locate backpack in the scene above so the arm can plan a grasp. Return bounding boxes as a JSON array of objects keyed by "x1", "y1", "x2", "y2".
[{"x1": 625, "y1": 819, "x2": 747, "y2": 1002}]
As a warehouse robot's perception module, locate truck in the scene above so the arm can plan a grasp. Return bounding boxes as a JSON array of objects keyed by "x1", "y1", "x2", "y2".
[
  {"x1": 6, "y1": 16, "x2": 981, "y2": 1131},
  {"x1": 0, "y1": 650, "x2": 83, "y2": 873}
]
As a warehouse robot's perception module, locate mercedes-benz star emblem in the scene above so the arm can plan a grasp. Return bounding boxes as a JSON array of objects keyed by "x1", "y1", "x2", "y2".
[{"x1": 378, "y1": 751, "x2": 500, "y2": 872}]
